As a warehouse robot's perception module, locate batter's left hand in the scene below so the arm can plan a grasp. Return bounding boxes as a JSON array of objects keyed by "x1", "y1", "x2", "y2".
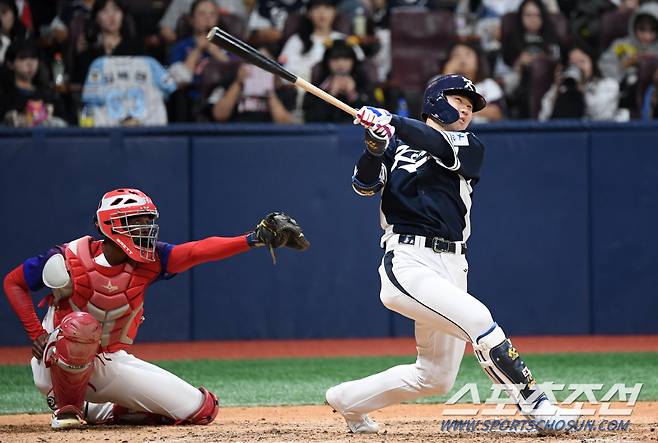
[{"x1": 354, "y1": 106, "x2": 391, "y2": 129}]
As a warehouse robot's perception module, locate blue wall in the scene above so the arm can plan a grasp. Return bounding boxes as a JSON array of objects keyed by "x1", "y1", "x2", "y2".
[{"x1": 1, "y1": 122, "x2": 656, "y2": 345}]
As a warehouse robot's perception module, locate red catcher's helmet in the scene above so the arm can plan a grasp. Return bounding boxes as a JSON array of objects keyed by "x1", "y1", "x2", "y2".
[{"x1": 95, "y1": 188, "x2": 159, "y2": 262}]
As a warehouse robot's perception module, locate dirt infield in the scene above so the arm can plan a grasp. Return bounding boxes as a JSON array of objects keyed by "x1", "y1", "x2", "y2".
[
  {"x1": 1, "y1": 335, "x2": 657, "y2": 364},
  {"x1": 0, "y1": 402, "x2": 655, "y2": 443}
]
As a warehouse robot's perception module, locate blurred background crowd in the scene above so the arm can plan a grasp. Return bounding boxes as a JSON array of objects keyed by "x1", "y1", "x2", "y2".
[{"x1": 2, "y1": 0, "x2": 658, "y2": 127}]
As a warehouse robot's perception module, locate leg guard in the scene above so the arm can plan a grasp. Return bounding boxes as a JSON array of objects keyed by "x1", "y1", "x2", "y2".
[
  {"x1": 181, "y1": 387, "x2": 219, "y2": 425},
  {"x1": 47, "y1": 312, "x2": 101, "y2": 413},
  {"x1": 472, "y1": 324, "x2": 547, "y2": 413},
  {"x1": 111, "y1": 404, "x2": 176, "y2": 425}
]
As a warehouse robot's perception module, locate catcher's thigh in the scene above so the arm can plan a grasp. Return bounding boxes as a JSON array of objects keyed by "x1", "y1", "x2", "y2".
[
  {"x1": 85, "y1": 351, "x2": 204, "y2": 421},
  {"x1": 378, "y1": 245, "x2": 494, "y2": 342}
]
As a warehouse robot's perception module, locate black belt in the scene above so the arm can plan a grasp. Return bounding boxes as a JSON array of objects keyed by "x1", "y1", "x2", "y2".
[{"x1": 398, "y1": 234, "x2": 467, "y2": 254}]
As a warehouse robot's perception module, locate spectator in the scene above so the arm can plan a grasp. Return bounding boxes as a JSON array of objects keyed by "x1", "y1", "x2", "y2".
[
  {"x1": 280, "y1": 0, "x2": 352, "y2": 83},
  {"x1": 0, "y1": 0, "x2": 27, "y2": 63},
  {"x1": 361, "y1": 0, "x2": 390, "y2": 82},
  {"x1": 209, "y1": 47, "x2": 297, "y2": 123},
  {"x1": 559, "y1": 0, "x2": 616, "y2": 49},
  {"x1": 1, "y1": 39, "x2": 67, "y2": 127},
  {"x1": 48, "y1": 0, "x2": 95, "y2": 46},
  {"x1": 81, "y1": 55, "x2": 177, "y2": 126},
  {"x1": 159, "y1": 0, "x2": 249, "y2": 45},
  {"x1": 168, "y1": 0, "x2": 229, "y2": 120},
  {"x1": 598, "y1": 1, "x2": 658, "y2": 111},
  {"x1": 71, "y1": 0, "x2": 141, "y2": 85},
  {"x1": 442, "y1": 41, "x2": 505, "y2": 121},
  {"x1": 539, "y1": 43, "x2": 622, "y2": 120},
  {"x1": 641, "y1": 65, "x2": 658, "y2": 119},
  {"x1": 496, "y1": 0, "x2": 560, "y2": 118},
  {"x1": 303, "y1": 38, "x2": 373, "y2": 122},
  {"x1": 455, "y1": 0, "x2": 559, "y2": 53},
  {"x1": 246, "y1": 0, "x2": 305, "y2": 49}
]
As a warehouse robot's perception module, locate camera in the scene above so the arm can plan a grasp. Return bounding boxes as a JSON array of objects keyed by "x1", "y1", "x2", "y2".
[{"x1": 561, "y1": 65, "x2": 583, "y2": 88}]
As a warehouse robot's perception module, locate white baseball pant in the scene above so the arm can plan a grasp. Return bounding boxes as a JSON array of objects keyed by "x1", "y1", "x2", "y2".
[
  {"x1": 327, "y1": 234, "x2": 496, "y2": 413},
  {"x1": 31, "y1": 306, "x2": 203, "y2": 422}
]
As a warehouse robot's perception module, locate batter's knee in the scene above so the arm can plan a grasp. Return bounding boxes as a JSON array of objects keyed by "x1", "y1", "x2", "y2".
[
  {"x1": 380, "y1": 284, "x2": 406, "y2": 312},
  {"x1": 413, "y1": 365, "x2": 458, "y2": 396},
  {"x1": 468, "y1": 303, "x2": 495, "y2": 343}
]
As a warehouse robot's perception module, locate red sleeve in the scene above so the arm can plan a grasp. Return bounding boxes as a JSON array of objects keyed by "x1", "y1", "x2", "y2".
[
  {"x1": 166, "y1": 235, "x2": 251, "y2": 274},
  {"x1": 3, "y1": 265, "x2": 47, "y2": 341}
]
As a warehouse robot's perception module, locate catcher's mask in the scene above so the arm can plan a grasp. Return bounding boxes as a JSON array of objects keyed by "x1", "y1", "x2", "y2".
[{"x1": 95, "y1": 188, "x2": 159, "y2": 262}]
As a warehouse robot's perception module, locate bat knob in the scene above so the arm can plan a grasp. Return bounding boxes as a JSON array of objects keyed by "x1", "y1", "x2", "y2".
[{"x1": 206, "y1": 27, "x2": 219, "y2": 40}]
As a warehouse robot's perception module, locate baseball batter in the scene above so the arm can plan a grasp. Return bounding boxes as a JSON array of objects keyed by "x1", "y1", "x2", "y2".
[
  {"x1": 325, "y1": 75, "x2": 576, "y2": 434},
  {"x1": 3, "y1": 188, "x2": 309, "y2": 429}
]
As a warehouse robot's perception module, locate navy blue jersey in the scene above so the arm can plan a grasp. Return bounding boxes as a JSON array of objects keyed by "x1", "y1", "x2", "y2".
[{"x1": 352, "y1": 116, "x2": 484, "y2": 243}]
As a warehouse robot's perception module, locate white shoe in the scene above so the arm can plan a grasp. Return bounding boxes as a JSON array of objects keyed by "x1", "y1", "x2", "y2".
[
  {"x1": 51, "y1": 405, "x2": 86, "y2": 430},
  {"x1": 325, "y1": 386, "x2": 380, "y2": 434},
  {"x1": 528, "y1": 399, "x2": 581, "y2": 434}
]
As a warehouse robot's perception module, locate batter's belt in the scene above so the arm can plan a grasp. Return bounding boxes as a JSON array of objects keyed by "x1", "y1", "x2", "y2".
[{"x1": 396, "y1": 234, "x2": 467, "y2": 255}]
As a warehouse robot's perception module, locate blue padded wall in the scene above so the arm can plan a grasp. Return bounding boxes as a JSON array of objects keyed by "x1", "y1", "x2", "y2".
[{"x1": 1, "y1": 122, "x2": 657, "y2": 345}]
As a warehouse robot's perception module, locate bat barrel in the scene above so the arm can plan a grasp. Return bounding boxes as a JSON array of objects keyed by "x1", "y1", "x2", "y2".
[
  {"x1": 207, "y1": 26, "x2": 356, "y2": 117},
  {"x1": 206, "y1": 27, "x2": 297, "y2": 84}
]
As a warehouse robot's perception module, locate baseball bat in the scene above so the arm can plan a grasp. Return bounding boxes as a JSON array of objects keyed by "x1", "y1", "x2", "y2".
[{"x1": 206, "y1": 26, "x2": 356, "y2": 117}]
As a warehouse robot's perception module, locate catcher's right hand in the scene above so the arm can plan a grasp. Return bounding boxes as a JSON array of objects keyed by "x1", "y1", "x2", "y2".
[{"x1": 251, "y1": 212, "x2": 310, "y2": 264}]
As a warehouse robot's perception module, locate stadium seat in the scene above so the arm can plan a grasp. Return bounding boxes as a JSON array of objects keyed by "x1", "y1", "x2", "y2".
[
  {"x1": 599, "y1": 8, "x2": 633, "y2": 52},
  {"x1": 390, "y1": 8, "x2": 456, "y2": 94},
  {"x1": 201, "y1": 59, "x2": 241, "y2": 99},
  {"x1": 528, "y1": 54, "x2": 558, "y2": 119},
  {"x1": 636, "y1": 55, "x2": 658, "y2": 116}
]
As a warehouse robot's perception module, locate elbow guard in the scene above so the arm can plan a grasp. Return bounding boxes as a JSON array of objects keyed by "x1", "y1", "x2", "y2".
[{"x1": 352, "y1": 165, "x2": 386, "y2": 196}]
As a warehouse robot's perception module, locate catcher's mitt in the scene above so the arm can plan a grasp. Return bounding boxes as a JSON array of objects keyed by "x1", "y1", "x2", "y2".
[{"x1": 253, "y1": 212, "x2": 310, "y2": 264}]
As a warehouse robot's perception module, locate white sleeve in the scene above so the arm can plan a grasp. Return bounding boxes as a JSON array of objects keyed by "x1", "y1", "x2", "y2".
[
  {"x1": 247, "y1": 9, "x2": 272, "y2": 31},
  {"x1": 586, "y1": 78, "x2": 620, "y2": 121},
  {"x1": 538, "y1": 84, "x2": 557, "y2": 121},
  {"x1": 280, "y1": 35, "x2": 303, "y2": 67}
]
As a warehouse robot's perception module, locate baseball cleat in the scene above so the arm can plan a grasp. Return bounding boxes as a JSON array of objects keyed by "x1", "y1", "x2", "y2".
[
  {"x1": 527, "y1": 399, "x2": 581, "y2": 434},
  {"x1": 325, "y1": 386, "x2": 380, "y2": 434},
  {"x1": 51, "y1": 405, "x2": 86, "y2": 430}
]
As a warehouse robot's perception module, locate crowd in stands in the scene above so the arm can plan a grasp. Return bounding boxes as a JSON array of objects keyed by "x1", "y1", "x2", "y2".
[{"x1": 1, "y1": 0, "x2": 658, "y2": 127}]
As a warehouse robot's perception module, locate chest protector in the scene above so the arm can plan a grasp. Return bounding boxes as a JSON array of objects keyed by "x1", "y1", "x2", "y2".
[{"x1": 58, "y1": 236, "x2": 161, "y2": 352}]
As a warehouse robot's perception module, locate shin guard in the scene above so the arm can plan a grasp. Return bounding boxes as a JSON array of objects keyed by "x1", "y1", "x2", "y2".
[
  {"x1": 47, "y1": 312, "x2": 101, "y2": 412},
  {"x1": 472, "y1": 324, "x2": 547, "y2": 413},
  {"x1": 181, "y1": 387, "x2": 219, "y2": 425}
]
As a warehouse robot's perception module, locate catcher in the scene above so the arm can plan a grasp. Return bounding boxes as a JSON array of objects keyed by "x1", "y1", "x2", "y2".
[{"x1": 2, "y1": 188, "x2": 309, "y2": 429}]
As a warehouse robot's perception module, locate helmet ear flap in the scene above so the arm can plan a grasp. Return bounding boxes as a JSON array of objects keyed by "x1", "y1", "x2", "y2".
[
  {"x1": 93, "y1": 214, "x2": 103, "y2": 236},
  {"x1": 427, "y1": 93, "x2": 459, "y2": 125}
]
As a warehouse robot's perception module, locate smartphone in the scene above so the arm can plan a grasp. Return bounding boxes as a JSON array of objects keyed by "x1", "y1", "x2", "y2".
[{"x1": 242, "y1": 65, "x2": 274, "y2": 97}]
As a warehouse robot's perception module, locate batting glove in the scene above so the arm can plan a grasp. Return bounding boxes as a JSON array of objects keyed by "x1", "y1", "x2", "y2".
[{"x1": 354, "y1": 106, "x2": 392, "y2": 129}]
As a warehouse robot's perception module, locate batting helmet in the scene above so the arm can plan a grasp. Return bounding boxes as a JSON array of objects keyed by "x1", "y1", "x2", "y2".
[
  {"x1": 421, "y1": 74, "x2": 486, "y2": 124},
  {"x1": 95, "y1": 188, "x2": 159, "y2": 262}
]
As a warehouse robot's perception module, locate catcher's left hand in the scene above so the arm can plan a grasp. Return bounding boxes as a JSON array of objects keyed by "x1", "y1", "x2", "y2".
[{"x1": 251, "y1": 212, "x2": 310, "y2": 264}]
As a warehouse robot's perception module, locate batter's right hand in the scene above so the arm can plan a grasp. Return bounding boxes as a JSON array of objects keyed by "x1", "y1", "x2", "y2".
[
  {"x1": 32, "y1": 332, "x2": 49, "y2": 361},
  {"x1": 353, "y1": 106, "x2": 392, "y2": 129}
]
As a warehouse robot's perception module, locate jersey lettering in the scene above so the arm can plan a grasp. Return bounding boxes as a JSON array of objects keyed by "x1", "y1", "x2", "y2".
[
  {"x1": 392, "y1": 145, "x2": 429, "y2": 173},
  {"x1": 445, "y1": 131, "x2": 470, "y2": 146}
]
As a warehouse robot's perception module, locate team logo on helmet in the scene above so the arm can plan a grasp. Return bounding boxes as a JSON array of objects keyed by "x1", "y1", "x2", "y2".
[{"x1": 95, "y1": 188, "x2": 159, "y2": 263}]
